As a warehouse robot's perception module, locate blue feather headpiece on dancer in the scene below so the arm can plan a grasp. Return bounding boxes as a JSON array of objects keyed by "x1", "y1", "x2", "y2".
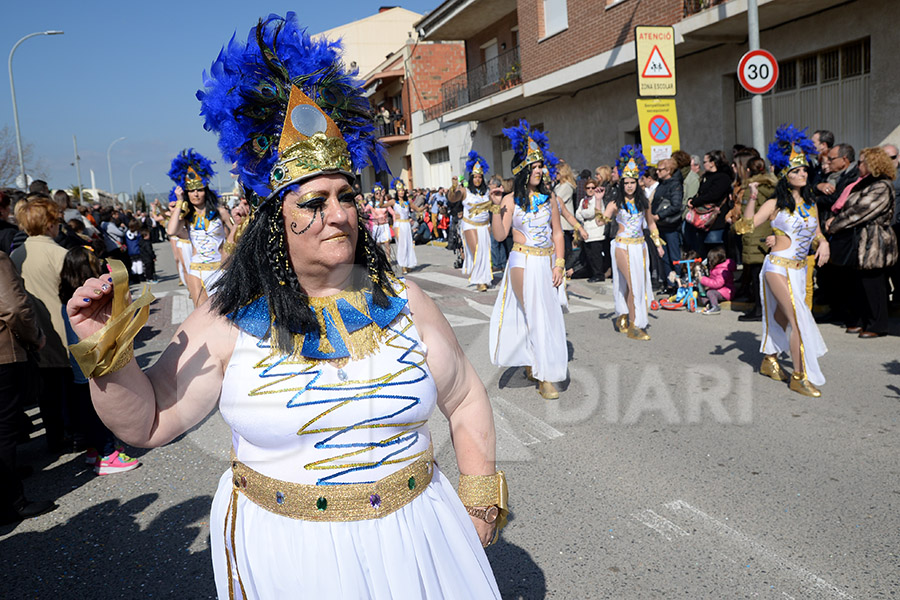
[
  {"x1": 465, "y1": 150, "x2": 490, "y2": 177},
  {"x1": 503, "y1": 119, "x2": 559, "y2": 180},
  {"x1": 168, "y1": 149, "x2": 216, "y2": 191},
  {"x1": 615, "y1": 145, "x2": 647, "y2": 180},
  {"x1": 768, "y1": 124, "x2": 816, "y2": 179},
  {"x1": 197, "y1": 12, "x2": 388, "y2": 207}
]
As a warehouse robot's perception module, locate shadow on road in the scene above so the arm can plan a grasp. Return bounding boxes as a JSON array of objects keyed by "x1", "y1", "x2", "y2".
[
  {"x1": 486, "y1": 532, "x2": 547, "y2": 599},
  {"x1": 1, "y1": 493, "x2": 215, "y2": 598},
  {"x1": 709, "y1": 330, "x2": 760, "y2": 368}
]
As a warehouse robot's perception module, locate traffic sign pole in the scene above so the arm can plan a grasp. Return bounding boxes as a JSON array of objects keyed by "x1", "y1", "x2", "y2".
[{"x1": 748, "y1": 0, "x2": 765, "y2": 156}]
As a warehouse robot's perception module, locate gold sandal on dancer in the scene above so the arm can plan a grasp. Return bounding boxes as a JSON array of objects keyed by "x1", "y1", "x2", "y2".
[
  {"x1": 759, "y1": 354, "x2": 788, "y2": 382},
  {"x1": 539, "y1": 381, "x2": 559, "y2": 400},
  {"x1": 524, "y1": 366, "x2": 537, "y2": 382},
  {"x1": 626, "y1": 325, "x2": 650, "y2": 341},
  {"x1": 616, "y1": 315, "x2": 629, "y2": 333},
  {"x1": 789, "y1": 372, "x2": 821, "y2": 398},
  {"x1": 476, "y1": 283, "x2": 488, "y2": 292}
]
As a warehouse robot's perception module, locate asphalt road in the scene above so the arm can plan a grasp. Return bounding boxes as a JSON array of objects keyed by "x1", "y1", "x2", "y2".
[{"x1": 2, "y1": 239, "x2": 898, "y2": 599}]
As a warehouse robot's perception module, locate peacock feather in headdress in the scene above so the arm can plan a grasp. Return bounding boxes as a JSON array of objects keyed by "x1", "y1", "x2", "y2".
[
  {"x1": 768, "y1": 124, "x2": 816, "y2": 178},
  {"x1": 502, "y1": 119, "x2": 559, "y2": 180},
  {"x1": 465, "y1": 150, "x2": 489, "y2": 177},
  {"x1": 616, "y1": 145, "x2": 647, "y2": 180},
  {"x1": 168, "y1": 149, "x2": 215, "y2": 191},
  {"x1": 197, "y1": 12, "x2": 388, "y2": 205}
]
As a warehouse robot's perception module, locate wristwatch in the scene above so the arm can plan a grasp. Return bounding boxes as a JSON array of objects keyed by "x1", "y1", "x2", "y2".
[{"x1": 466, "y1": 505, "x2": 500, "y2": 523}]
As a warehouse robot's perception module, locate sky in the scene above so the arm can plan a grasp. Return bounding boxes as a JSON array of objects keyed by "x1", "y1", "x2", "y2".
[{"x1": 1, "y1": 1, "x2": 439, "y2": 198}]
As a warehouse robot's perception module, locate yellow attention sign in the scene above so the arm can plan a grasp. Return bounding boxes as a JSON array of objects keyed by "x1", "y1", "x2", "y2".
[
  {"x1": 636, "y1": 99, "x2": 680, "y2": 165},
  {"x1": 635, "y1": 26, "x2": 676, "y2": 97}
]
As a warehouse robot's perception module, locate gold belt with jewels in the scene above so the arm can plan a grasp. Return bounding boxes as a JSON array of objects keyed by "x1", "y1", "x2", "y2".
[
  {"x1": 511, "y1": 242, "x2": 553, "y2": 257},
  {"x1": 768, "y1": 255, "x2": 805, "y2": 270},
  {"x1": 230, "y1": 445, "x2": 434, "y2": 521},
  {"x1": 463, "y1": 216, "x2": 490, "y2": 227},
  {"x1": 190, "y1": 261, "x2": 221, "y2": 271},
  {"x1": 395, "y1": 218, "x2": 410, "y2": 223},
  {"x1": 615, "y1": 236, "x2": 645, "y2": 245}
]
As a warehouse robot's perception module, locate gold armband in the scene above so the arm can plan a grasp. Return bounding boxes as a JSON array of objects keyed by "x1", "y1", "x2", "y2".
[
  {"x1": 69, "y1": 260, "x2": 155, "y2": 378},
  {"x1": 222, "y1": 241, "x2": 237, "y2": 255},
  {"x1": 554, "y1": 257, "x2": 566, "y2": 268},
  {"x1": 650, "y1": 231, "x2": 666, "y2": 247},
  {"x1": 734, "y1": 218, "x2": 754, "y2": 236},
  {"x1": 593, "y1": 211, "x2": 610, "y2": 224},
  {"x1": 489, "y1": 204, "x2": 503, "y2": 214},
  {"x1": 458, "y1": 471, "x2": 509, "y2": 544}
]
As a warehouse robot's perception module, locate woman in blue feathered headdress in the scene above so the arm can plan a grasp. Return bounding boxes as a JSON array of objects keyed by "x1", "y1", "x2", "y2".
[
  {"x1": 459, "y1": 150, "x2": 493, "y2": 290},
  {"x1": 488, "y1": 120, "x2": 584, "y2": 399},
  {"x1": 165, "y1": 148, "x2": 232, "y2": 307},
  {"x1": 64, "y1": 13, "x2": 505, "y2": 599},
  {"x1": 164, "y1": 185, "x2": 193, "y2": 288},
  {"x1": 595, "y1": 144, "x2": 666, "y2": 340},
  {"x1": 739, "y1": 124, "x2": 830, "y2": 397}
]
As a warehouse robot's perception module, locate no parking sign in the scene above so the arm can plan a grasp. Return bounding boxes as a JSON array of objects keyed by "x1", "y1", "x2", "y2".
[{"x1": 636, "y1": 99, "x2": 681, "y2": 165}]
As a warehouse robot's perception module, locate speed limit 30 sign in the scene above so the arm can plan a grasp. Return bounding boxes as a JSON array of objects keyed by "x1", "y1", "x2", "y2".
[{"x1": 738, "y1": 49, "x2": 779, "y2": 94}]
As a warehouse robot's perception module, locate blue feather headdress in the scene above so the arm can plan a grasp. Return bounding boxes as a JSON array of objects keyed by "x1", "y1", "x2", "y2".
[
  {"x1": 372, "y1": 182, "x2": 384, "y2": 194},
  {"x1": 465, "y1": 150, "x2": 489, "y2": 177},
  {"x1": 168, "y1": 149, "x2": 215, "y2": 191},
  {"x1": 197, "y1": 12, "x2": 388, "y2": 205},
  {"x1": 502, "y1": 119, "x2": 559, "y2": 180},
  {"x1": 768, "y1": 124, "x2": 816, "y2": 178},
  {"x1": 167, "y1": 187, "x2": 177, "y2": 204},
  {"x1": 390, "y1": 177, "x2": 406, "y2": 191},
  {"x1": 616, "y1": 145, "x2": 647, "y2": 179}
]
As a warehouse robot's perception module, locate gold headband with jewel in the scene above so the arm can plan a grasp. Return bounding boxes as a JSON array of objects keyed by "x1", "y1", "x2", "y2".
[
  {"x1": 620, "y1": 158, "x2": 641, "y2": 180},
  {"x1": 184, "y1": 166, "x2": 205, "y2": 191},
  {"x1": 267, "y1": 85, "x2": 354, "y2": 197},
  {"x1": 512, "y1": 137, "x2": 544, "y2": 175},
  {"x1": 781, "y1": 144, "x2": 810, "y2": 177}
]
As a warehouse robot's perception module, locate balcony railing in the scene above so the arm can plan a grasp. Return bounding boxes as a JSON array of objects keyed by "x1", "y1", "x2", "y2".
[
  {"x1": 683, "y1": 0, "x2": 730, "y2": 17},
  {"x1": 424, "y1": 46, "x2": 521, "y2": 121}
]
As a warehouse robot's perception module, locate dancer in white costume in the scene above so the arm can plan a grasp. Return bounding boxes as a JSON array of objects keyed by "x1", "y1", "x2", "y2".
[
  {"x1": 67, "y1": 15, "x2": 505, "y2": 599},
  {"x1": 738, "y1": 125, "x2": 829, "y2": 397},
  {"x1": 389, "y1": 177, "x2": 417, "y2": 273},
  {"x1": 598, "y1": 145, "x2": 665, "y2": 340},
  {"x1": 166, "y1": 149, "x2": 232, "y2": 308},
  {"x1": 489, "y1": 120, "x2": 569, "y2": 399},
  {"x1": 461, "y1": 151, "x2": 493, "y2": 291},
  {"x1": 370, "y1": 185, "x2": 392, "y2": 261}
]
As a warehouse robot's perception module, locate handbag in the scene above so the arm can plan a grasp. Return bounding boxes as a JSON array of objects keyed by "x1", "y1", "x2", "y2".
[
  {"x1": 654, "y1": 198, "x2": 682, "y2": 229},
  {"x1": 685, "y1": 203, "x2": 720, "y2": 231}
]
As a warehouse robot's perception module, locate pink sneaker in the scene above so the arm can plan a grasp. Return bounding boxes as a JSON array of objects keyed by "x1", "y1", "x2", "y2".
[{"x1": 94, "y1": 450, "x2": 140, "y2": 475}]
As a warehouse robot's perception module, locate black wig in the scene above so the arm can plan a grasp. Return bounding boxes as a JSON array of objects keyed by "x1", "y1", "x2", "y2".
[
  {"x1": 512, "y1": 164, "x2": 551, "y2": 209},
  {"x1": 182, "y1": 187, "x2": 221, "y2": 226},
  {"x1": 773, "y1": 174, "x2": 815, "y2": 214},
  {"x1": 615, "y1": 178, "x2": 649, "y2": 212}
]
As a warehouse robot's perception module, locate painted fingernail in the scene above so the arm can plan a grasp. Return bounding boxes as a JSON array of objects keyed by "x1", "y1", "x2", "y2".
[
  {"x1": 93, "y1": 289, "x2": 102, "y2": 296},
  {"x1": 101, "y1": 284, "x2": 110, "y2": 291},
  {"x1": 107, "y1": 276, "x2": 113, "y2": 282},
  {"x1": 83, "y1": 298, "x2": 91, "y2": 303}
]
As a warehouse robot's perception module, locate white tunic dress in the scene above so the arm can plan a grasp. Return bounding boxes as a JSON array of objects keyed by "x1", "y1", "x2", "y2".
[
  {"x1": 188, "y1": 212, "x2": 226, "y2": 294},
  {"x1": 393, "y1": 201, "x2": 418, "y2": 269},
  {"x1": 211, "y1": 287, "x2": 500, "y2": 599},
  {"x1": 489, "y1": 194, "x2": 568, "y2": 383},
  {"x1": 611, "y1": 206, "x2": 654, "y2": 329},
  {"x1": 759, "y1": 206, "x2": 827, "y2": 385},
  {"x1": 460, "y1": 190, "x2": 493, "y2": 285}
]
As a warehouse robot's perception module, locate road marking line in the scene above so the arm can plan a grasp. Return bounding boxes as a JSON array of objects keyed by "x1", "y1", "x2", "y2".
[
  {"x1": 172, "y1": 295, "x2": 194, "y2": 325},
  {"x1": 464, "y1": 297, "x2": 494, "y2": 318},
  {"x1": 408, "y1": 271, "x2": 474, "y2": 290},
  {"x1": 444, "y1": 313, "x2": 488, "y2": 328},
  {"x1": 491, "y1": 396, "x2": 564, "y2": 441},
  {"x1": 664, "y1": 500, "x2": 854, "y2": 599},
  {"x1": 631, "y1": 509, "x2": 690, "y2": 541}
]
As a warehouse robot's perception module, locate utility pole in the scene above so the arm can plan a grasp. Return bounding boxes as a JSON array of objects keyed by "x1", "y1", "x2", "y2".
[
  {"x1": 747, "y1": 0, "x2": 765, "y2": 154},
  {"x1": 73, "y1": 135, "x2": 83, "y2": 199}
]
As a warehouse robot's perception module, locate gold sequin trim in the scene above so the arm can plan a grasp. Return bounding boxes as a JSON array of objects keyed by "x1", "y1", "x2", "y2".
[
  {"x1": 190, "y1": 261, "x2": 221, "y2": 271},
  {"x1": 614, "y1": 236, "x2": 645, "y2": 245},
  {"x1": 769, "y1": 255, "x2": 805, "y2": 270},
  {"x1": 462, "y1": 216, "x2": 490, "y2": 227},
  {"x1": 230, "y1": 444, "x2": 433, "y2": 521},
  {"x1": 511, "y1": 242, "x2": 553, "y2": 257}
]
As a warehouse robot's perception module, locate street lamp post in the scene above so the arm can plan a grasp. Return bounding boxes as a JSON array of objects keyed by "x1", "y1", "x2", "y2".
[
  {"x1": 129, "y1": 160, "x2": 144, "y2": 211},
  {"x1": 8, "y1": 30, "x2": 64, "y2": 189},
  {"x1": 107, "y1": 136, "x2": 126, "y2": 196}
]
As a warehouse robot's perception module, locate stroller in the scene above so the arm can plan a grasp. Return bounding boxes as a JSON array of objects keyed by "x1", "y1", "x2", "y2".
[{"x1": 447, "y1": 217, "x2": 464, "y2": 269}]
